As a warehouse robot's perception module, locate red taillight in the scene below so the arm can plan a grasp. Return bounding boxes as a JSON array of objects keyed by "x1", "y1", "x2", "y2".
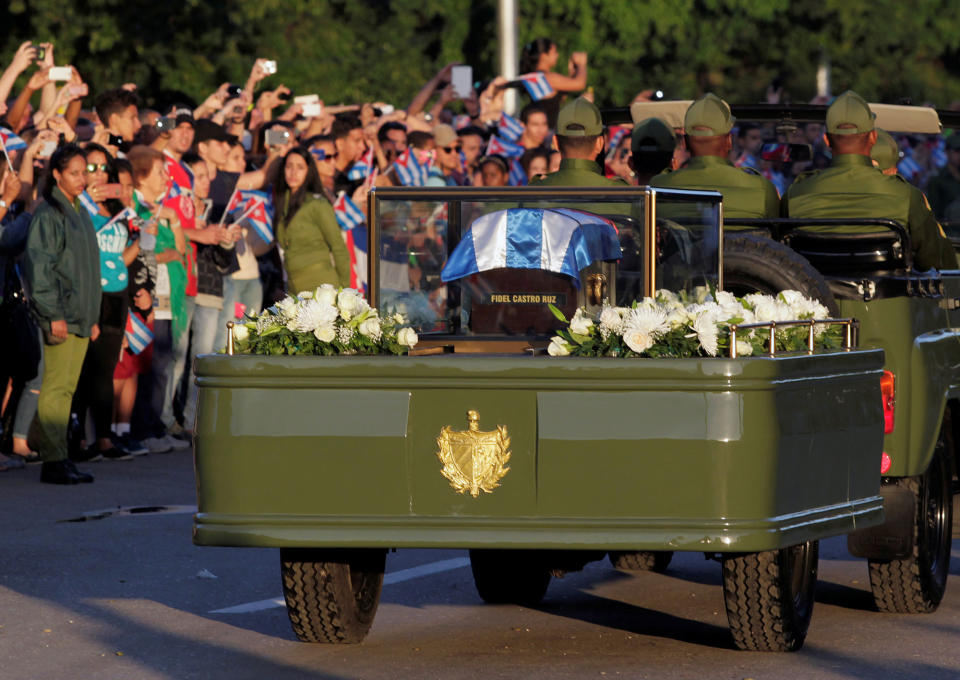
[
  {"x1": 881, "y1": 371, "x2": 895, "y2": 434},
  {"x1": 881, "y1": 452, "x2": 892, "y2": 474}
]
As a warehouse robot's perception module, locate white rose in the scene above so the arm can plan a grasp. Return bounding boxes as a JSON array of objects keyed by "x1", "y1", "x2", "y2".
[
  {"x1": 397, "y1": 327, "x2": 419, "y2": 347},
  {"x1": 314, "y1": 284, "x2": 338, "y2": 307},
  {"x1": 359, "y1": 316, "x2": 382, "y2": 341},
  {"x1": 656, "y1": 289, "x2": 679, "y2": 304},
  {"x1": 337, "y1": 288, "x2": 367, "y2": 321},
  {"x1": 569, "y1": 308, "x2": 594, "y2": 336},
  {"x1": 622, "y1": 328, "x2": 654, "y2": 354},
  {"x1": 547, "y1": 336, "x2": 570, "y2": 356},
  {"x1": 736, "y1": 339, "x2": 754, "y2": 356},
  {"x1": 314, "y1": 324, "x2": 336, "y2": 342},
  {"x1": 778, "y1": 290, "x2": 806, "y2": 307},
  {"x1": 715, "y1": 291, "x2": 738, "y2": 308},
  {"x1": 232, "y1": 323, "x2": 250, "y2": 343}
]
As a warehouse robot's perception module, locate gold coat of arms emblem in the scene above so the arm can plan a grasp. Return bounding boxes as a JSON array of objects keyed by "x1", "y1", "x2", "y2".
[{"x1": 436, "y1": 410, "x2": 511, "y2": 497}]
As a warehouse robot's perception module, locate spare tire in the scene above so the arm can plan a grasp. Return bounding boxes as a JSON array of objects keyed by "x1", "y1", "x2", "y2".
[{"x1": 723, "y1": 233, "x2": 838, "y2": 315}]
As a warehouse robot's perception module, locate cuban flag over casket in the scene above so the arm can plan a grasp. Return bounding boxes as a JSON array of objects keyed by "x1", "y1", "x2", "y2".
[{"x1": 440, "y1": 208, "x2": 620, "y2": 287}]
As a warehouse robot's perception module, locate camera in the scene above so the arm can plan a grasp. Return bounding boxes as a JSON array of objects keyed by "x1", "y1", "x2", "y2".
[
  {"x1": 108, "y1": 133, "x2": 124, "y2": 147},
  {"x1": 156, "y1": 116, "x2": 175, "y2": 132},
  {"x1": 652, "y1": 89, "x2": 665, "y2": 101},
  {"x1": 226, "y1": 84, "x2": 243, "y2": 99},
  {"x1": 34, "y1": 43, "x2": 46, "y2": 61},
  {"x1": 265, "y1": 128, "x2": 291, "y2": 148}
]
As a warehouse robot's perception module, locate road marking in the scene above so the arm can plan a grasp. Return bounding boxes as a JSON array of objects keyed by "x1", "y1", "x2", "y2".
[{"x1": 210, "y1": 556, "x2": 471, "y2": 614}]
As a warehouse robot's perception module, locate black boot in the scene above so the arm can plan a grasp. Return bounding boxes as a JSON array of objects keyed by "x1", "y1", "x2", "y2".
[
  {"x1": 64, "y1": 459, "x2": 94, "y2": 483},
  {"x1": 40, "y1": 460, "x2": 81, "y2": 484}
]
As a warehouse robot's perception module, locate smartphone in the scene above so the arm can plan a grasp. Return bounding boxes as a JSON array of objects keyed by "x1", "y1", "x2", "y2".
[
  {"x1": 108, "y1": 133, "x2": 124, "y2": 147},
  {"x1": 156, "y1": 116, "x2": 175, "y2": 132},
  {"x1": 226, "y1": 84, "x2": 243, "y2": 99},
  {"x1": 294, "y1": 94, "x2": 319, "y2": 105},
  {"x1": 262, "y1": 60, "x2": 278, "y2": 75},
  {"x1": 49, "y1": 66, "x2": 72, "y2": 81},
  {"x1": 38, "y1": 140, "x2": 58, "y2": 158},
  {"x1": 302, "y1": 102, "x2": 323, "y2": 117},
  {"x1": 34, "y1": 44, "x2": 46, "y2": 61},
  {"x1": 265, "y1": 128, "x2": 291, "y2": 147},
  {"x1": 101, "y1": 183, "x2": 123, "y2": 199},
  {"x1": 380, "y1": 104, "x2": 395, "y2": 115},
  {"x1": 652, "y1": 89, "x2": 665, "y2": 101},
  {"x1": 451, "y1": 65, "x2": 473, "y2": 99}
]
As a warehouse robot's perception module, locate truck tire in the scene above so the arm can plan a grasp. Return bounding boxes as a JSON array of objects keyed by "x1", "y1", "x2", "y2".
[
  {"x1": 608, "y1": 550, "x2": 674, "y2": 573},
  {"x1": 721, "y1": 541, "x2": 818, "y2": 652},
  {"x1": 723, "y1": 234, "x2": 839, "y2": 315},
  {"x1": 469, "y1": 549, "x2": 551, "y2": 606},
  {"x1": 867, "y1": 441, "x2": 953, "y2": 613},
  {"x1": 280, "y1": 548, "x2": 386, "y2": 643}
]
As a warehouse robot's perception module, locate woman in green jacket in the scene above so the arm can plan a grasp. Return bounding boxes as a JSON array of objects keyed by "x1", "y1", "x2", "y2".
[
  {"x1": 23, "y1": 144, "x2": 101, "y2": 485},
  {"x1": 274, "y1": 147, "x2": 351, "y2": 294}
]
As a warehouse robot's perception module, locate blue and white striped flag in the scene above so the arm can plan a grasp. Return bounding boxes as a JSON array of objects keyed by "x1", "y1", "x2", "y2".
[
  {"x1": 519, "y1": 72, "x2": 555, "y2": 101},
  {"x1": 440, "y1": 208, "x2": 620, "y2": 286},
  {"x1": 486, "y1": 135, "x2": 524, "y2": 159},
  {"x1": 333, "y1": 191, "x2": 365, "y2": 230},
  {"x1": 78, "y1": 190, "x2": 100, "y2": 217},
  {"x1": 125, "y1": 311, "x2": 154, "y2": 354},
  {"x1": 392, "y1": 148, "x2": 429, "y2": 186},
  {"x1": 897, "y1": 153, "x2": 923, "y2": 182},
  {"x1": 508, "y1": 159, "x2": 527, "y2": 186},
  {"x1": 348, "y1": 147, "x2": 375, "y2": 181},
  {"x1": 0, "y1": 127, "x2": 27, "y2": 152},
  {"x1": 498, "y1": 112, "x2": 524, "y2": 143}
]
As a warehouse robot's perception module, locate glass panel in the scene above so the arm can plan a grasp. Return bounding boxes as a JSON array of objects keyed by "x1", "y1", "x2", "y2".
[{"x1": 652, "y1": 191, "x2": 721, "y2": 295}]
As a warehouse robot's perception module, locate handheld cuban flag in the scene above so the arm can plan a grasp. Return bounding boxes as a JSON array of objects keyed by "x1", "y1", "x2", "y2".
[
  {"x1": 103, "y1": 206, "x2": 138, "y2": 231},
  {"x1": 486, "y1": 135, "x2": 524, "y2": 159},
  {"x1": 508, "y1": 159, "x2": 527, "y2": 186},
  {"x1": 229, "y1": 189, "x2": 274, "y2": 243},
  {"x1": 519, "y1": 72, "x2": 555, "y2": 101},
  {"x1": 348, "y1": 146, "x2": 375, "y2": 181},
  {"x1": 0, "y1": 127, "x2": 27, "y2": 152},
  {"x1": 125, "y1": 311, "x2": 154, "y2": 355},
  {"x1": 498, "y1": 112, "x2": 525, "y2": 143},
  {"x1": 392, "y1": 148, "x2": 428, "y2": 187},
  {"x1": 333, "y1": 192, "x2": 365, "y2": 230},
  {"x1": 440, "y1": 208, "x2": 620, "y2": 287},
  {"x1": 78, "y1": 190, "x2": 100, "y2": 217}
]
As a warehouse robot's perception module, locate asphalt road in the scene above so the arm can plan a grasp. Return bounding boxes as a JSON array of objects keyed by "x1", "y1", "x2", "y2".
[{"x1": 2, "y1": 452, "x2": 959, "y2": 680}]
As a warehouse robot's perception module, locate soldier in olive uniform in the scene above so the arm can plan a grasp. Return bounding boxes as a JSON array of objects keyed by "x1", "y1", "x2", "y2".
[
  {"x1": 629, "y1": 117, "x2": 676, "y2": 185},
  {"x1": 529, "y1": 97, "x2": 627, "y2": 188},
  {"x1": 870, "y1": 129, "x2": 900, "y2": 175},
  {"x1": 784, "y1": 91, "x2": 955, "y2": 271},
  {"x1": 650, "y1": 93, "x2": 780, "y2": 219}
]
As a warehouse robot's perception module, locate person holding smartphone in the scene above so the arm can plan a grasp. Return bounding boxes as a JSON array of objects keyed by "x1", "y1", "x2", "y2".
[{"x1": 71, "y1": 145, "x2": 142, "y2": 461}]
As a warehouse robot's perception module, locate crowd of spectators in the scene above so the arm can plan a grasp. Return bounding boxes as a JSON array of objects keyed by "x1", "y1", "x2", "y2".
[{"x1": 0, "y1": 38, "x2": 958, "y2": 482}]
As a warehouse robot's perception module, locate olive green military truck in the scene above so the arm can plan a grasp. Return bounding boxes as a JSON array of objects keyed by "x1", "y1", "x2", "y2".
[{"x1": 193, "y1": 185, "x2": 889, "y2": 652}]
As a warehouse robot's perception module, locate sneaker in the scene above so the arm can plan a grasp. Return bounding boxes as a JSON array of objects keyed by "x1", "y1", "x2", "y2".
[
  {"x1": 70, "y1": 446, "x2": 103, "y2": 463},
  {"x1": 165, "y1": 434, "x2": 191, "y2": 451},
  {"x1": 168, "y1": 423, "x2": 192, "y2": 442},
  {"x1": 143, "y1": 436, "x2": 173, "y2": 454},
  {"x1": 99, "y1": 446, "x2": 134, "y2": 461},
  {"x1": 113, "y1": 435, "x2": 148, "y2": 457}
]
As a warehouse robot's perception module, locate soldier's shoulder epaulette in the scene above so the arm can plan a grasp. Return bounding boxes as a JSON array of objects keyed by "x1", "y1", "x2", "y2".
[{"x1": 738, "y1": 165, "x2": 763, "y2": 176}]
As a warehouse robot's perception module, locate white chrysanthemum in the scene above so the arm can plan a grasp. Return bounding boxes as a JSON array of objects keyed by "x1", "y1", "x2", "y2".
[
  {"x1": 397, "y1": 327, "x2": 418, "y2": 347},
  {"x1": 338, "y1": 324, "x2": 355, "y2": 344},
  {"x1": 359, "y1": 315, "x2": 382, "y2": 341},
  {"x1": 314, "y1": 324, "x2": 336, "y2": 342},
  {"x1": 337, "y1": 288, "x2": 367, "y2": 321},
  {"x1": 296, "y1": 290, "x2": 313, "y2": 300},
  {"x1": 622, "y1": 305, "x2": 669, "y2": 354},
  {"x1": 275, "y1": 296, "x2": 298, "y2": 320},
  {"x1": 547, "y1": 336, "x2": 571, "y2": 356},
  {"x1": 232, "y1": 323, "x2": 250, "y2": 343},
  {"x1": 569, "y1": 308, "x2": 594, "y2": 336},
  {"x1": 292, "y1": 298, "x2": 338, "y2": 333},
  {"x1": 314, "y1": 284, "x2": 338, "y2": 307},
  {"x1": 736, "y1": 339, "x2": 754, "y2": 356},
  {"x1": 692, "y1": 309, "x2": 721, "y2": 356}
]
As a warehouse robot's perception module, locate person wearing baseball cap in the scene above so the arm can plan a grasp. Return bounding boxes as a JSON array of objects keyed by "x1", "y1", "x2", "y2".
[
  {"x1": 785, "y1": 91, "x2": 955, "y2": 270},
  {"x1": 870, "y1": 129, "x2": 900, "y2": 175},
  {"x1": 529, "y1": 97, "x2": 626, "y2": 187},
  {"x1": 650, "y1": 93, "x2": 779, "y2": 220},
  {"x1": 925, "y1": 134, "x2": 960, "y2": 221},
  {"x1": 629, "y1": 117, "x2": 677, "y2": 185}
]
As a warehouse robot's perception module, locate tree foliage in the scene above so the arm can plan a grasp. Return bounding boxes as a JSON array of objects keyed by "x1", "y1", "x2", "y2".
[{"x1": 2, "y1": 0, "x2": 959, "y2": 112}]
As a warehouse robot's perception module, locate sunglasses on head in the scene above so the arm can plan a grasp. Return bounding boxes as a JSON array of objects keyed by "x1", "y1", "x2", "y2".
[
  {"x1": 310, "y1": 148, "x2": 338, "y2": 161},
  {"x1": 86, "y1": 163, "x2": 108, "y2": 172}
]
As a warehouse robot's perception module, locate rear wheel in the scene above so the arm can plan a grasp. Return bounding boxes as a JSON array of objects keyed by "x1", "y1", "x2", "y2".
[
  {"x1": 608, "y1": 550, "x2": 674, "y2": 573},
  {"x1": 723, "y1": 234, "x2": 839, "y2": 315},
  {"x1": 280, "y1": 548, "x2": 385, "y2": 643},
  {"x1": 721, "y1": 541, "x2": 819, "y2": 652},
  {"x1": 867, "y1": 440, "x2": 953, "y2": 613},
  {"x1": 469, "y1": 549, "x2": 551, "y2": 606}
]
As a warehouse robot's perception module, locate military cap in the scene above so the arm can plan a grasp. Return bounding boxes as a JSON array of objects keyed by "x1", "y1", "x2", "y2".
[
  {"x1": 870, "y1": 129, "x2": 899, "y2": 171},
  {"x1": 631, "y1": 117, "x2": 676, "y2": 155},
  {"x1": 826, "y1": 90, "x2": 876, "y2": 135},
  {"x1": 557, "y1": 97, "x2": 603, "y2": 137},
  {"x1": 947, "y1": 134, "x2": 960, "y2": 151},
  {"x1": 684, "y1": 93, "x2": 735, "y2": 137}
]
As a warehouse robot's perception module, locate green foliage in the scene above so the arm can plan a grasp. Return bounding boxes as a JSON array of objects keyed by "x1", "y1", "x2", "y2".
[{"x1": 2, "y1": 0, "x2": 959, "y2": 111}]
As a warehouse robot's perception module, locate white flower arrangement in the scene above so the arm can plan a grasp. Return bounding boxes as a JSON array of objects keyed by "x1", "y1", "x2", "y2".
[
  {"x1": 231, "y1": 285, "x2": 418, "y2": 356},
  {"x1": 547, "y1": 288, "x2": 839, "y2": 358}
]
